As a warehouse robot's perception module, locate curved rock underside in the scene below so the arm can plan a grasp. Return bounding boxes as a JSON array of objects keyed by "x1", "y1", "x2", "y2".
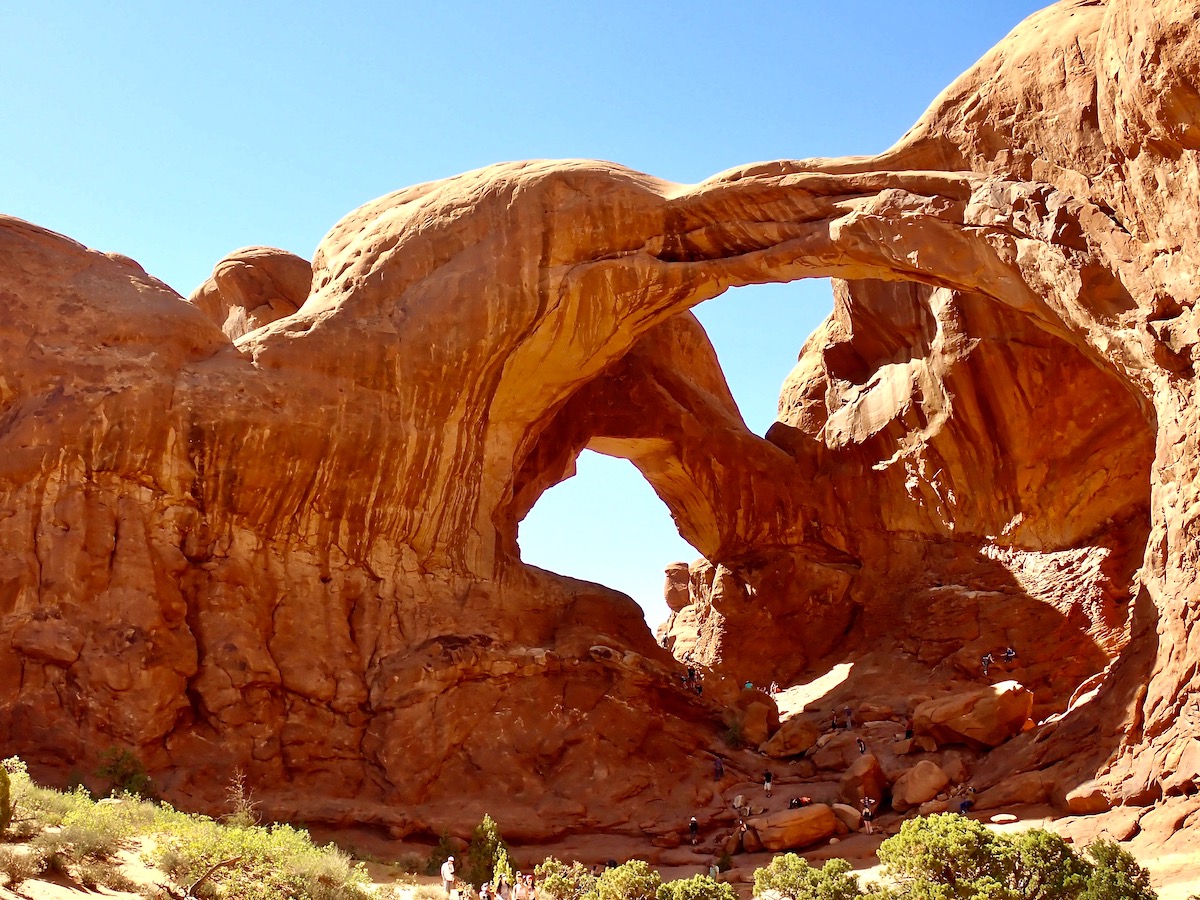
[{"x1": 3, "y1": 0, "x2": 1200, "y2": 846}]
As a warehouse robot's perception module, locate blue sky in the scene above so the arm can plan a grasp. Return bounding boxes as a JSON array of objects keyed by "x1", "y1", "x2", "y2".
[{"x1": 3, "y1": 1, "x2": 1049, "y2": 628}]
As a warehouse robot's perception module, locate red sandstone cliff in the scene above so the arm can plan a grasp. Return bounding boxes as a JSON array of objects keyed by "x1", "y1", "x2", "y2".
[{"x1": 2, "y1": 0, "x2": 1199, "y2": 846}]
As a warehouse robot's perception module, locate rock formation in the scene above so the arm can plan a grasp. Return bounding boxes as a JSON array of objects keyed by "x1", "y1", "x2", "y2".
[{"x1": 2, "y1": 0, "x2": 1199, "y2": 851}]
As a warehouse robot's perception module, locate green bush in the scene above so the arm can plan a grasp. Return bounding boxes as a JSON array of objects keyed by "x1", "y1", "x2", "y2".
[
  {"x1": 752, "y1": 854, "x2": 864, "y2": 900},
  {"x1": 425, "y1": 828, "x2": 457, "y2": 876},
  {"x1": 534, "y1": 857, "x2": 597, "y2": 900},
  {"x1": 596, "y1": 859, "x2": 661, "y2": 900},
  {"x1": 152, "y1": 817, "x2": 372, "y2": 900},
  {"x1": 874, "y1": 814, "x2": 1158, "y2": 900},
  {"x1": 658, "y1": 873, "x2": 737, "y2": 900},
  {"x1": 1080, "y1": 839, "x2": 1156, "y2": 900},
  {"x1": 464, "y1": 813, "x2": 509, "y2": 888},
  {"x1": 0, "y1": 844, "x2": 43, "y2": 887},
  {"x1": 95, "y1": 747, "x2": 154, "y2": 799}
]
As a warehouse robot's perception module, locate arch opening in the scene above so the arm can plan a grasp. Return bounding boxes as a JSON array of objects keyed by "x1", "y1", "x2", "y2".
[{"x1": 517, "y1": 449, "x2": 699, "y2": 631}]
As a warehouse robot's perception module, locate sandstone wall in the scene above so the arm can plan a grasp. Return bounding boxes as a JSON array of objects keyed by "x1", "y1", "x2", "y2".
[{"x1": 2, "y1": 0, "x2": 1199, "y2": 837}]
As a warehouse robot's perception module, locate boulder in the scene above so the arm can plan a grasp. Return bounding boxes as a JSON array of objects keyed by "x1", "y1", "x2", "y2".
[
  {"x1": 811, "y1": 732, "x2": 862, "y2": 771},
  {"x1": 974, "y1": 771, "x2": 1055, "y2": 810},
  {"x1": 831, "y1": 803, "x2": 863, "y2": 831},
  {"x1": 760, "y1": 718, "x2": 822, "y2": 758},
  {"x1": 913, "y1": 682, "x2": 1034, "y2": 749},
  {"x1": 746, "y1": 804, "x2": 839, "y2": 851},
  {"x1": 1065, "y1": 781, "x2": 1112, "y2": 815},
  {"x1": 838, "y1": 754, "x2": 887, "y2": 806},
  {"x1": 918, "y1": 799, "x2": 950, "y2": 815},
  {"x1": 664, "y1": 563, "x2": 692, "y2": 612},
  {"x1": 742, "y1": 827, "x2": 764, "y2": 853},
  {"x1": 892, "y1": 760, "x2": 952, "y2": 812},
  {"x1": 742, "y1": 701, "x2": 775, "y2": 747}
]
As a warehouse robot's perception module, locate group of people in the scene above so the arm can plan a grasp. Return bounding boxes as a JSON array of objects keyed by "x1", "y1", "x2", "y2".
[
  {"x1": 682, "y1": 662, "x2": 704, "y2": 696},
  {"x1": 981, "y1": 646, "x2": 1017, "y2": 677},
  {"x1": 441, "y1": 857, "x2": 538, "y2": 900}
]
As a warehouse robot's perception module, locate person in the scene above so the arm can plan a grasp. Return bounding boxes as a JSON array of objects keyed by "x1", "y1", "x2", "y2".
[
  {"x1": 861, "y1": 797, "x2": 876, "y2": 834},
  {"x1": 713, "y1": 757, "x2": 724, "y2": 781},
  {"x1": 769, "y1": 680, "x2": 780, "y2": 695},
  {"x1": 857, "y1": 737, "x2": 867, "y2": 755},
  {"x1": 843, "y1": 706, "x2": 854, "y2": 729},
  {"x1": 480, "y1": 884, "x2": 492, "y2": 900},
  {"x1": 745, "y1": 680, "x2": 754, "y2": 690},
  {"x1": 687, "y1": 665, "x2": 696, "y2": 686},
  {"x1": 982, "y1": 652, "x2": 993, "y2": 676},
  {"x1": 441, "y1": 856, "x2": 456, "y2": 897},
  {"x1": 497, "y1": 875, "x2": 511, "y2": 900},
  {"x1": 958, "y1": 797, "x2": 974, "y2": 814},
  {"x1": 789, "y1": 797, "x2": 801, "y2": 809},
  {"x1": 695, "y1": 683, "x2": 703, "y2": 697},
  {"x1": 689, "y1": 815, "x2": 699, "y2": 845},
  {"x1": 904, "y1": 716, "x2": 914, "y2": 740},
  {"x1": 831, "y1": 712, "x2": 840, "y2": 731},
  {"x1": 1004, "y1": 646, "x2": 1017, "y2": 664},
  {"x1": 763, "y1": 770, "x2": 773, "y2": 797},
  {"x1": 513, "y1": 875, "x2": 526, "y2": 900}
]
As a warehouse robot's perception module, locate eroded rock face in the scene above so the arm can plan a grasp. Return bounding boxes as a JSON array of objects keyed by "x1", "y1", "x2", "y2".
[{"x1": 2, "y1": 0, "x2": 1199, "y2": 841}]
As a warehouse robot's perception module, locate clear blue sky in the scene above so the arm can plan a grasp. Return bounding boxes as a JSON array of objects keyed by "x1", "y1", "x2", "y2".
[{"x1": 2, "y1": 1, "x2": 1049, "y2": 628}]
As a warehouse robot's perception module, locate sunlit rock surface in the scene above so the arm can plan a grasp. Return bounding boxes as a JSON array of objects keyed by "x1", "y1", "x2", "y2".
[{"x1": 2, "y1": 0, "x2": 1199, "y2": 848}]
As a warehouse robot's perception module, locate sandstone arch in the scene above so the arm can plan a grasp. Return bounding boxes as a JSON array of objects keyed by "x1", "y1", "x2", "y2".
[{"x1": 1, "y1": 0, "x2": 1198, "y2": 842}]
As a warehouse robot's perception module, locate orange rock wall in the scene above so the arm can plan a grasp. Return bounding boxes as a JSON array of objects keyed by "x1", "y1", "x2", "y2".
[{"x1": 2, "y1": 0, "x2": 1199, "y2": 836}]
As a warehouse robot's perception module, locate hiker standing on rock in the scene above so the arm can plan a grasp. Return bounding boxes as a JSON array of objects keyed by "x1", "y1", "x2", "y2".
[
  {"x1": 861, "y1": 798, "x2": 876, "y2": 834},
  {"x1": 982, "y1": 653, "x2": 993, "y2": 677},
  {"x1": 441, "y1": 856, "x2": 456, "y2": 898},
  {"x1": 713, "y1": 757, "x2": 724, "y2": 781},
  {"x1": 763, "y1": 770, "x2": 773, "y2": 797},
  {"x1": 689, "y1": 815, "x2": 699, "y2": 845}
]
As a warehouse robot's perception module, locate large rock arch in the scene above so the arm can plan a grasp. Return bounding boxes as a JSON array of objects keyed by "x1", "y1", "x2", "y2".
[{"x1": 1, "y1": 0, "x2": 1197, "y2": 841}]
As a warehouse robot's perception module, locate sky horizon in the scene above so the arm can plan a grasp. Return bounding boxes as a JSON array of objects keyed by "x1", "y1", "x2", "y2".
[{"x1": 3, "y1": 1, "x2": 1051, "y2": 629}]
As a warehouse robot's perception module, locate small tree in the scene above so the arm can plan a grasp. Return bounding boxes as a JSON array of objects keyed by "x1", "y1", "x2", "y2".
[
  {"x1": 752, "y1": 855, "x2": 863, "y2": 900},
  {"x1": 535, "y1": 857, "x2": 596, "y2": 900},
  {"x1": 1081, "y1": 839, "x2": 1156, "y2": 900},
  {"x1": 425, "y1": 829, "x2": 457, "y2": 876},
  {"x1": 1011, "y1": 828, "x2": 1091, "y2": 900},
  {"x1": 596, "y1": 860, "x2": 661, "y2": 900},
  {"x1": 877, "y1": 813, "x2": 1017, "y2": 897},
  {"x1": 659, "y1": 873, "x2": 737, "y2": 900},
  {"x1": 94, "y1": 748, "x2": 153, "y2": 799},
  {"x1": 465, "y1": 814, "x2": 510, "y2": 888}
]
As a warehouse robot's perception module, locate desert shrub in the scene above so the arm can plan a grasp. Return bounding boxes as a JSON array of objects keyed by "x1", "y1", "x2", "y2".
[
  {"x1": 95, "y1": 747, "x2": 154, "y2": 799},
  {"x1": 596, "y1": 859, "x2": 661, "y2": 900},
  {"x1": 658, "y1": 873, "x2": 737, "y2": 900},
  {"x1": 59, "y1": 796, "x2": 156, "y2": 859},
  {"x1": 1009, "y1": 828, "x2": 1092, "y2": 900},
  {"x1": 153, "y1": 817, "x2": 371, "y2": 900},
  {"x1": 752, "y1": 854, "x2": 864, "y2": 900},
  {"x1": 0, "y1": 844, "x2": 44, "y2": 887},
  {"x1": 722, "y1": 722, "x2": 745, "y2": 750},
  {"x1": 75, "y1": 857, "x2": 138, "y2": 892},
  {"x1": 223, "y1": 767, "x2": 261, "y2": 827},
  {"x1": 1080, "y1": 839, "x2": 1156, "y2": 900},
  {"x1": 464, "y1": 813, "x2": 509, "y2": 888},
  {"x1": 534, "y1": 857, "x2": 597, "y2": 900}
]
